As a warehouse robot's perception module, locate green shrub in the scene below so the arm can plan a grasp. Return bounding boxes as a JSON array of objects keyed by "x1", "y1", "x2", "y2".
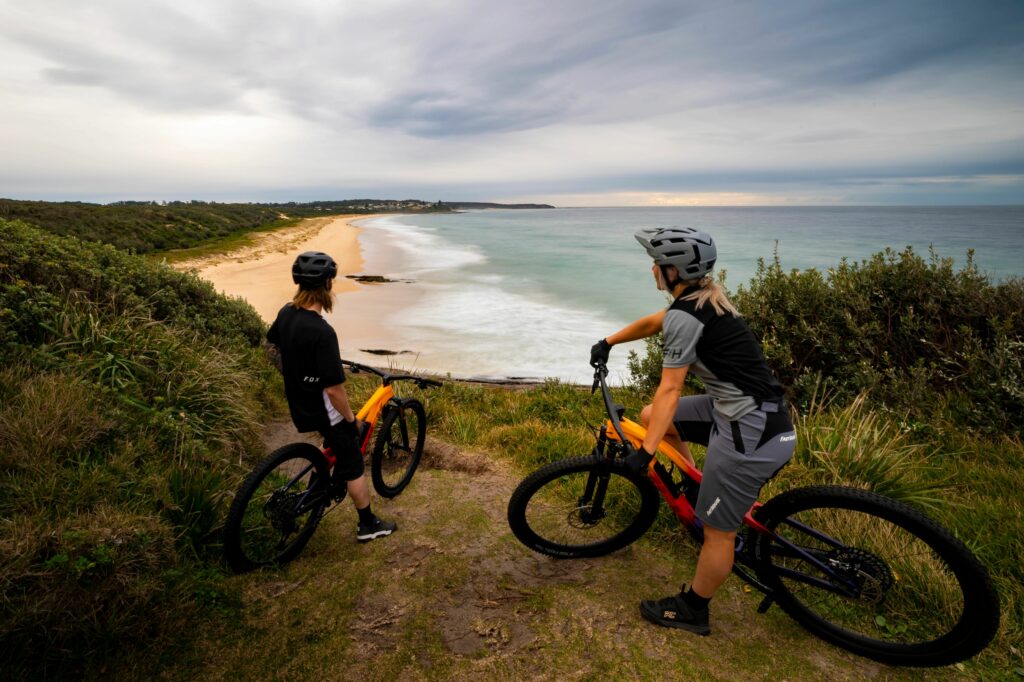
[
  {"x1": 0, "y1": 219, "x2": 274, "y2": 677},
  {"x1": 733, "y1": 247, "x2": 1024, "y2": 433},
  {"x1": 627, "y1": 333, "x2": 664, "y2": 394},
  {"x1": 0, "y1": 219, "x2": 266, "y2": 347}
]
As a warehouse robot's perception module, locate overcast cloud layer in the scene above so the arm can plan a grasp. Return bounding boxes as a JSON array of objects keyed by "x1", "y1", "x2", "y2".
[{"x1": 2, "y1": 0, "x2": 1023, "y2": 204}]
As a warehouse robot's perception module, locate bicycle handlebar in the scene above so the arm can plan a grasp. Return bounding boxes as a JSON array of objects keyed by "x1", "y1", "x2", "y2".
[{"x1": 340, "y1": 359, "x2": 443, "y2": 389}]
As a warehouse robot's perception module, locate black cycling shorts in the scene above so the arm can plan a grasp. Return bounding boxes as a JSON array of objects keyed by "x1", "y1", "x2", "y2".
[{"x1": 319, "y1": 420, "x2": 364, "y2": 481}]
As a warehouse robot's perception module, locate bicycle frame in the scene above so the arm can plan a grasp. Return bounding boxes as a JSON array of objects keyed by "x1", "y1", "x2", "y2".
[
  {"x1": 317, "y1": 359, "x2": 441, "y2": 470},
  {"x1": 274, "y1": 360, "x2": 441, "y2": 510},
  {"x1": 591, "y1": 365, "x2": 869, "y2": 603}
]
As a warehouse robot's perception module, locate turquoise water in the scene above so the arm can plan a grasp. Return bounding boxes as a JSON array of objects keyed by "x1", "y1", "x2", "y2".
[{"x1": 357, "y1": 206, "x2": 1024, "y2": 381}]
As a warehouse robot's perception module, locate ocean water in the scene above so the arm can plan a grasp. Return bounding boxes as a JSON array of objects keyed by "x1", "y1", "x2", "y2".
[{"x1": 353, "y1": 206, "x2": 1024, "y2": 383}]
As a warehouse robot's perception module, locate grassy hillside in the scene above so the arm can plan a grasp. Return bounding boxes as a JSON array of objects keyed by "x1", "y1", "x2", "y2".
[
  {"x1": 0, "y1": 219, "x2": 281, "y2": 677},
  {"x1": 0, "y1": 199, "x2": 293, "y2": 253}
]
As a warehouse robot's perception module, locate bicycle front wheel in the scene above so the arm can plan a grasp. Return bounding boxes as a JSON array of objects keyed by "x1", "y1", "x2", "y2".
[
  {"x1": 507, "y1": 455, "x2": 661, "y2": 559},
  {"x1": 752, "y1": 485, "x2": 1000, "y2": 667},
  {"x1": 223, "y1": 443, "x2": 330, "y2": 573},
  {"x1": 371, "y1": 398, "x2": 426, "y2": 498}
]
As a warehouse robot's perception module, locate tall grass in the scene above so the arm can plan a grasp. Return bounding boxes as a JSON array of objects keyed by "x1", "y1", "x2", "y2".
[
  {"x1": 0, "y1": 219, "x2": 275, "y2": 678},
  {"x1": 769, "y1": 392, "x2": 949, "y2": 510}
]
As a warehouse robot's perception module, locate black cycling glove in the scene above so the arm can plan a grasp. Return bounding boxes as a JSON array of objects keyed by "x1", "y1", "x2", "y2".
[
  {"x1": 590, "y1": 338, "x2": 612, "y2": 367},
  {"x1": 625, "y1": 445, "x2": 653, "y2": 475}
]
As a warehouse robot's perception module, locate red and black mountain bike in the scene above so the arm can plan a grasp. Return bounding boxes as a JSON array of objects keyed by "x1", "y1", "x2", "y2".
[{"x1": 507, "y1": 362, "x2": 999, "y2": 667}]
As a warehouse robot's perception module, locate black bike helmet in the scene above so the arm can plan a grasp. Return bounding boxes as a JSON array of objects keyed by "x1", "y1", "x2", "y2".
[
  {"x1": 292, "y1": 251, "x2": 338, "y2": 289},
  {"x1": 634, "y1": 227, "x2": 717, "y2": 280}
]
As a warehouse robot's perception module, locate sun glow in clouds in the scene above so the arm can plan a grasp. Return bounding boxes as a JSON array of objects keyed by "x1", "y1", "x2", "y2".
[{"x1": 541, "y1": 191, "x2": 826, "y2": 207}]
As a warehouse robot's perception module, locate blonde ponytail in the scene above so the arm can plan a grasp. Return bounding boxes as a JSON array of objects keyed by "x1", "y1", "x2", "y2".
[{"x1": 682, "y1": 276, "x2": 739, "y2": 317}]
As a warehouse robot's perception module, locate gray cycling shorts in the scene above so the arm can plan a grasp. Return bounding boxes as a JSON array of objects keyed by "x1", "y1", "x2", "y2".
[{"x1": 673, "y1": 395, "x2": 796, "y2": 532}]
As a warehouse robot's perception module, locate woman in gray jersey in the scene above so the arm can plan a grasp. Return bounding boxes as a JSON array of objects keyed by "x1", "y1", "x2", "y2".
[{"x1": 590, "y1": 227, "x2": 796, "y2": 636}]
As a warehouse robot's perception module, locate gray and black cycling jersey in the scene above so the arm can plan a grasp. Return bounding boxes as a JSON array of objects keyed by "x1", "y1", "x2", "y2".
[{"x1": 662, "y1": 295, "x2": 784, "y2": 421}]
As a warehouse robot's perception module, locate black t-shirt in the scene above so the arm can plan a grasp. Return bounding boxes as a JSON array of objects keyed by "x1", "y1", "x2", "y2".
[{"x1": 267, "y1": 304, "x2": 346, "y2": 432}]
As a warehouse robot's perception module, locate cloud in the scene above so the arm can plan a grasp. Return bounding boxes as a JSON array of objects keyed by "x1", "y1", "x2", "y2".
[{"x1": 0, "y1": 0, "x2": 1023, "y2": 203}]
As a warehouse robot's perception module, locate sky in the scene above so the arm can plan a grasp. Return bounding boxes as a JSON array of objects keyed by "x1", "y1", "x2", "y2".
[{"x1": 2, "y1": 0, "x2": 1024, "y2": 206}]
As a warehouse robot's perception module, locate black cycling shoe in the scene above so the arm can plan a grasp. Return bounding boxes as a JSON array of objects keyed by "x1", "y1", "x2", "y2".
[
  {"x1": 356, "y1": 517, "x2": 397, "y2": 542},
  {"x1": 639, "y1": 594, "x2": 711, "y2": 636}
]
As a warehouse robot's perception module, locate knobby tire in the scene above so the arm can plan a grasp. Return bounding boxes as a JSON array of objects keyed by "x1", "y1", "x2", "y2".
[
  {"x1": 223, "y1": 443, "x2": 330, "y2": 573},
  {"x1": 752, "y1": 485, "x2": 999, "y2": 667},
  {"x1": 371, "y1": 398, "x2": 426, "y2": 498},
  {"x1": 507, "y1": 455, "x2": 661, "y2": 559}
]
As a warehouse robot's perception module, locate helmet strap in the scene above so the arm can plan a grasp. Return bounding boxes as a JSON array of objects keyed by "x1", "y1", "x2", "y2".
[{"x1": 660, "y1": 265, "x2": 684, "y2": 292}]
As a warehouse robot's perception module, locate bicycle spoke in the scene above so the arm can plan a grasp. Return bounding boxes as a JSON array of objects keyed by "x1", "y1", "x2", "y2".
[
  {"x1": 522, "y1": 468, "x2": 645, "y2": 548},
  {"x1": 234, "y1": 454, "x2": 326, "y2": 566},
  {"x1": 768, "y1": 505, "x2": 964, "y2": 646}
]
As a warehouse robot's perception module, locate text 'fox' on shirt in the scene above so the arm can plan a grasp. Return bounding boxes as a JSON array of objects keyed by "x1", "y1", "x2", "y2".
[
  {"x1": 661, "y1": 296, "x2": 784, "y2": 421},
  {"x1": 266, "y1": 304, "x2": 346, "y2": 432}
]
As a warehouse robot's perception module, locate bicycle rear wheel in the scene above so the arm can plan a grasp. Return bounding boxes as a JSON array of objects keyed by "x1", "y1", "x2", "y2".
[
  {"x1": 223, "y1": 443, "x2": 330, "y2": 573},
  {"x1": 371, "y1": 398, "x2": 426, "y2": 498},
  {"x1": 507, "y1": 455, "x2": 661, "y2": 559},
  {"x1": 752, "y1": 485, "x2": 999, "y2": 666}
]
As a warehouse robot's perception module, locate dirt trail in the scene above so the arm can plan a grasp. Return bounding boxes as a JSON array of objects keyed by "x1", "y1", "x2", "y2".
[{"x1": 188, "y1": 422, "x2": 966, "y2": 681}]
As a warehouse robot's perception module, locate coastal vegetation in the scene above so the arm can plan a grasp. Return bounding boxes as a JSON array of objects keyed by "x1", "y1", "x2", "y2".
[
  {"x1": 0, "y1": 204, "x2": 1021, "y2": 678},
  {"x1": 628, "y1": 247, "x2": 1024, "y2": 437},
  {"x1": 0, "y1": 218, "x2": 280, "y2": 677},
  {"x1": 0, "y1": 198, "x2": 451, "y2": 255}
]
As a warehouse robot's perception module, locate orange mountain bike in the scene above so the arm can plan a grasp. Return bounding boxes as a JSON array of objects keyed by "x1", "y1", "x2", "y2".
[
  {"x1": 223, "y1": 360, "x2": 440, "y2": 573},
  {"x1": 507, "y1": 362, "x2": 1000, "y2": 667}
]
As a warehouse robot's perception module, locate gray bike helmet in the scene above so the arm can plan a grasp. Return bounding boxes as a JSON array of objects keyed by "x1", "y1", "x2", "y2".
[
  {"x1": 634, "y1": 227, "x2": 717, "y2": 281},
  {"x1": 292, "y1": 251, "x2": 338, "y2": 289}
]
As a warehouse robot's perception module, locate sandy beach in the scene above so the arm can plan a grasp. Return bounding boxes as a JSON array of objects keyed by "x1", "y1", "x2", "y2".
[
  {"x1": 173, "y1": 211, "x2": 629, "y2": 382},
  {"x1": 175, "y1": 214, "x2": 392, "y2": 337}
]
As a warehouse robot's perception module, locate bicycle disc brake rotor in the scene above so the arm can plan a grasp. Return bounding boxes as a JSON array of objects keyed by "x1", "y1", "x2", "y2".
[
  {"x1": 567, "y1": 503, "x2": 605, "y2": 528},
  {"x1": 825, "y1": 547, "x2": 895, "y2": 605}
]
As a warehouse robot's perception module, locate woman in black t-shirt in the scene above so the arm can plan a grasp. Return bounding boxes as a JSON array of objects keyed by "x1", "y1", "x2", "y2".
[{"x1": 267, "y1": 251, "x2": 396, "y2": 542}]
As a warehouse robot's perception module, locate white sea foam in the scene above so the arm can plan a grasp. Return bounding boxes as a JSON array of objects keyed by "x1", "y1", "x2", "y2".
[
  {"x1": 355, "y1": 214, "x2": 635, "y2": 383},
  {"x1": 364, "y1": 216, "x2": 486, "y2": 275},
  {"x1": 392, "y1": 284, "x2": 632, "y2": 383},
  {"x1": 470, "y1": 273, "x2": 505, "y2": 284}
]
